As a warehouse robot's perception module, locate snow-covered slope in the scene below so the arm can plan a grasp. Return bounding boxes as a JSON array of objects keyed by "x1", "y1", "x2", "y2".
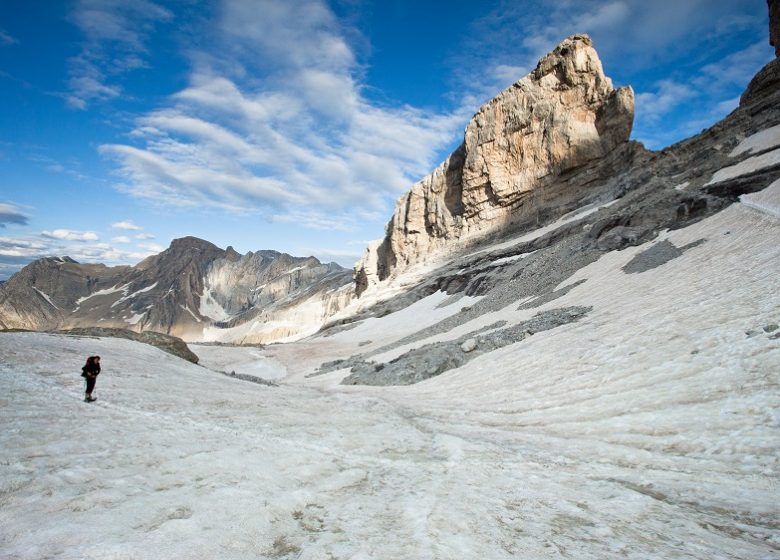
[{"x1": 1, "y1": 182, "x2": 777, "y2": 557}]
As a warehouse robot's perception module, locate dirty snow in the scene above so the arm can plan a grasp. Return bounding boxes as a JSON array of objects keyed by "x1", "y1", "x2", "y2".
[
  {"x1": 111, "y1": 282, "x2": 158, "y2": 308},
  {"x1": 1, "y1": 187, "x2": 779, "y2": 559},
  {"x1": 741, "y1": 177, "x2": 780, "y2": 219},
  {"x1": 730, "y1": 124, "x2": 780, "y2": 156},
  {"x1": 73, "y1": 284, "x2": 130, "y2": 311},
  {"x1": 198, "y1": 285, "x2": 232, "y2": 322},
  {"x1": 192, "y1": 344, "x2": 287, "y2": 381},
  {"x1": 707, "y1": 147, "x2": 780, "y2": 184},
  {"x1": 125, "y1": 312, "x2": 146, "y2": 326},
  {"x1": 32, "y1": 287, "x2": 60, "y2": 310}
]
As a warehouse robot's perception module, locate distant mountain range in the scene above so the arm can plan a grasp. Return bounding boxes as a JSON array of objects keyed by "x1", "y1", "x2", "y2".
[{"x1": 0, "y1": 236, "x2": 353, "y2": 344}]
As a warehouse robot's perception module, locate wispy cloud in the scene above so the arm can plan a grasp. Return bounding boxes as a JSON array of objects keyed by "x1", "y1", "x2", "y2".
[
  {"x1": 66, "y1": 0, "x2": 172, "y2": 109},
  {"x1": 135, "y1": 232, "x2": 155, "y2": 239},
  {"x1": 0, "y1": 29, "x2": 19, "y2": 46},
  {"x1": 0, "y1": 234, "x2": 163, "y2": 280},
  {"x1": 459, "y1": 0, "x2": 771, "y2": 149},
  {"x1": 41, "y1": 229, "x2": 99, "y2": 241},
  {"x1": 112, "y1": 235, "x2": 131, "y2": 243},
  {"x1": 99, "y1": 0, "x2": 471, "y2": 228},
  {"x1": 111, "y1": 220, "x2": 141, "y2": 230},
  {"x1": 0, "y1": 203, "x2": 29, "y2": 227},
  {"x1": 137, "y1": 242, "x2": 163, "y2": 252},
  {"x1": 635, "y1": 80, "x2": 695, "y2": 122},
  {"x1": 633, "y1": 40, "x2": 772, "y2": 148}
]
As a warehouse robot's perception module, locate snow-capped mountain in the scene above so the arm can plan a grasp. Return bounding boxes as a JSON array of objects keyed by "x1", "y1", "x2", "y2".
[{"x1": 0, "y1": 236, "x2": 353, "y2": 343}]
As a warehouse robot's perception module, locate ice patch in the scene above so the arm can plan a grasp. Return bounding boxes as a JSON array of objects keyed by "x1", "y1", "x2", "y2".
[
  {"x1": 125, "y1": 313, "x2": 146, "y2": 325},
  {"x1": 73, "y1": 283, "x2": 130, "y2": 312},
  {"x1": 199, "y1": 285, "x2": 232, "y2": 322},
  {"x1": 707, "y1": 147, "x2": 780, "y2": 185},
  {"x1": 180, "y1": 305, "x2": 201, "y2": 322},
  {"x1": 32, "y1": 287, "x2": 60, "y2": 310},
  {"x1": 730, "y1": 124, "x2": 780, "y2": 157},
  {"x1": 740, "y1": 178, "x2": 780, "y2": 219},
  {"x1": 111, "y1": 282, "x2": 158, "y2": 308}
]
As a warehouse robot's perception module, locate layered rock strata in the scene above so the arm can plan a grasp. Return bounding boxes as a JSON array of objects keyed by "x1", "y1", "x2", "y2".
[{"x1": 355, "y1": 35, "x2": 634, "y2": 294}]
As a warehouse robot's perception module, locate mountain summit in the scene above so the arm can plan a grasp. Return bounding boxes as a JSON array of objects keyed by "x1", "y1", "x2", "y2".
[{"x1": 356, "y1": 34, "x2": 634, "y2": 294}]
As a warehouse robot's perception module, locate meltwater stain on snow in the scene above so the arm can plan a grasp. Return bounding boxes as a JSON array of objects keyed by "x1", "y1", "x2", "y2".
[{"x1": 622, "y1": 239, "x2": 707, "y2": 274}]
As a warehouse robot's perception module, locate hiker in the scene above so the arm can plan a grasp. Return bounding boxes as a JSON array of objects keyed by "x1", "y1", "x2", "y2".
[{"x1": 81, "y1": 356, "x2": 101, "y2": 402}]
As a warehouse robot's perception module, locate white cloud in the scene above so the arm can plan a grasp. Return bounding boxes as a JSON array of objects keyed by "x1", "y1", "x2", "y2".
[
  {"x1": 460, "y1": 0, "x2": 771, "y2": 150},
  {"x1": 0, "y1": 203, "x2": 29, "y2": 227},
  {"x1": 41, "y1": 229, "x2": 99, "y2": 241},
  {"x1": 112, "y1": 235, "x2": 131, "y2": 243},
  {"x1": 0, "y1": 30, "x2": 19, "y2": 46},
  {"x1": 635, "y1": 80, "x2": 695, "y2": 122},
  {"x1": 99, "y1": 0, "x2": 471, "y2": 227},
  {"x1": 111, "y1": 220, "x2": 141, "y2": 230},
  {"x1": 0, "y1": 236, "x2": 50, "y2": 257},
  {"x1": 137, "y1": 242, "x2": 164, "y2": 252},
  {"x1": 135, "y1": 233, "x2": 155, "y2": 239},
  {"x1": 66, "y1": 0, "x2": 172, "y2": 109}
]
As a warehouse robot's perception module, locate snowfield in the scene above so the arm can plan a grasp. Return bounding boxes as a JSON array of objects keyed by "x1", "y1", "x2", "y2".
[{"x1": 1, "y1": 196, "x2": 779, "y2": 559}]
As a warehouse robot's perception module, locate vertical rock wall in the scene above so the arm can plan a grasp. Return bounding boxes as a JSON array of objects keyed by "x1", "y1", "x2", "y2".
[{"x1": 356, "y1": 35, "x2": 634, "y2": 294}]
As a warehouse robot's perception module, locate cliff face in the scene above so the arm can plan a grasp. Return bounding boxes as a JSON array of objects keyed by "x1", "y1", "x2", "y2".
[
  {"x1": 0, "y1": 237, "x2": 353, "y2": 343},
  {"x1": 356, "y1": 35, "x2": 634, "y2": 294}
]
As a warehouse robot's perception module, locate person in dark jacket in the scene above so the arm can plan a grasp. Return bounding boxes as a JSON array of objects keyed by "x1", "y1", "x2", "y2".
[{"x1": 81, "y1": 356, "x2": 101, "y2": 402}]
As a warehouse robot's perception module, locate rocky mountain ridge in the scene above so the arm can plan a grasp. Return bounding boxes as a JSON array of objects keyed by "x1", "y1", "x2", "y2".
[
  {"x1": 322, "y1": 13, "x2": 780, "y2": 385},
  {"x1": 355, "y1": 34, "x2": 635, "y2": 294},
  {"x1": 0, "y1": 237, "x2": 353, "y2": 344}
]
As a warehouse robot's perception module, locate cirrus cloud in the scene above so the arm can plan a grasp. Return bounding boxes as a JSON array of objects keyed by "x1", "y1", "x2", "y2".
[
  {"x1": 0, "y1": 203, "x2": 29, "y2": 227},
  {"x1": 99, "y1": 0, "x2": 472, "y2": 228},
  {"x1": 41, "y1": 229, "x2": 99, "y2": 241}
]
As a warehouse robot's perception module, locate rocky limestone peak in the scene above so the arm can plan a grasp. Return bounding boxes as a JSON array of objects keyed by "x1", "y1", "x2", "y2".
[
  {"x1": 224, "y1": 246, "x2": 241, "y2": 261},
  {"x1": 167, "y1": 236, "x2": 221, "y2": 253},
  {"x1": 355, "y1": 34, "x2": 634, "y2": 295}
]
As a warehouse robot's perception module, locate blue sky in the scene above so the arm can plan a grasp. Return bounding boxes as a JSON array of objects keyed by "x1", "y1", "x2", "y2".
[{"x1": 0, "y1": 0, "x2": 772, "y2": 280}]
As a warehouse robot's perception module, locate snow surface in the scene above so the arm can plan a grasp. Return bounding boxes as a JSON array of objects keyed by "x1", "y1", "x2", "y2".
[
  {"x1": 707, "y1": 147, "x2": 780, "y2": 185},
  {"x1": 180, "y1": 304, "x2": 202, "y2": 323},
  {"x1": 125, "y1": 312, "x2": 146, "y2": 326},
  {"x1": 1, "y1": 188, "x2": 779, "y2": 558},
  {"x1": 741, "y1": 178, "x2": 780, "y2": 219},
  {"x1": 111, "y1": 282, "x2": 158, "y2": 308},
  {"x1": 192, "y1": 344, "x2": 287, "y2": 381},
  {"x1": 73, "y1": 284, "x2": 129, "y2": 311},
  {"x1": 730, "y1": 124, "x2": 780, "y2": 156},
  {"x1": 198, "y1": 285, "x2": 232, "y2": 322},
  {"x1": 32, "y1": 287, "x2": 60, "y2": 310}
]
